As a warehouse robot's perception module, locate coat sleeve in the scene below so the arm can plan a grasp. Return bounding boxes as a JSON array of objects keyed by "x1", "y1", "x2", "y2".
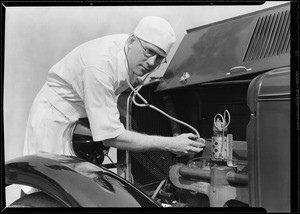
[{"x1": 83, "y1": 65, "x2": 126, "y2": 142}]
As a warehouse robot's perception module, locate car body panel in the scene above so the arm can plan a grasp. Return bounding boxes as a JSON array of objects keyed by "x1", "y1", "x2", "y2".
[
  {"x1": 247, "y1": 67, "x2": 290, "y2": 212},
  {"x1": 5, "y1": 153, "x2": 160, "y2": 207},
  {"x1": 157, "y1": 3, "x2": 290, "y2": 91}
]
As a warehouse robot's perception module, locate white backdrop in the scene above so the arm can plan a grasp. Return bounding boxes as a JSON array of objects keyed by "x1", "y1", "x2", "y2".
[{"x1": 4, "y1": 2, "x2": 288, "y2": 206}]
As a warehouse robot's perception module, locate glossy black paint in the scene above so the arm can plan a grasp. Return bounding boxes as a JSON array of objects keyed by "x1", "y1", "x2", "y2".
[
  {"x1": 157, "y1": 3, "x2": 290, "y2": 91},
  {"x1": 247, "y1": 67, "x2": 290, "y2": 212},
  {"x1": 5, "y1": 153, "x2": 160, "y2": 207}
]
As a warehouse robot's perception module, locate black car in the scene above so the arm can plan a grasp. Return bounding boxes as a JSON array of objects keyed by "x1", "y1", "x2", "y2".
[{"x1": 5, "y1": 2, "x2": 294, "y2": 212}]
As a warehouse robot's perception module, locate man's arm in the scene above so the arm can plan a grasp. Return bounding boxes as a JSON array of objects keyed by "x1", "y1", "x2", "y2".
[{"x1": 103, "y1": 130, "x2": 205, "y2": 156}]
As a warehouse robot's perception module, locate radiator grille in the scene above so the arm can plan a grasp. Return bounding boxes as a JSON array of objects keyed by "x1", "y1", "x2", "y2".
[{"x1": 243, "y1": 9, "x2": 290, "y2": 61}]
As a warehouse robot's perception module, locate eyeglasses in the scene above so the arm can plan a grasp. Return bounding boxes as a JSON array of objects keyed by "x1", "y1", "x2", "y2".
[{"x1": 136, "y1": 37, "x2": 167, "y2": 64}]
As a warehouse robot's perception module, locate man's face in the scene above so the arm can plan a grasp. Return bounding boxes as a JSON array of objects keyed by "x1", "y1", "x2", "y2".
[{"x1": 127, "y1": 36, "x2": 167, "y2": 76}]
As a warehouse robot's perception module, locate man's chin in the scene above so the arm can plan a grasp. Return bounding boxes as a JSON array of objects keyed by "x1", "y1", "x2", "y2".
[{"x1": 133, "y1": 69, "x2": 147, "y2": 76}]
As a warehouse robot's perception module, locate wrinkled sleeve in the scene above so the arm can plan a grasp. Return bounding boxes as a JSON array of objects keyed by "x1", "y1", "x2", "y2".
[{"x1": 83, "y1": 66, "x2": 125, "y2": 142}]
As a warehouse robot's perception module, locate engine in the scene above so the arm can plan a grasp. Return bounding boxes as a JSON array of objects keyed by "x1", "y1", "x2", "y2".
[
  {"x1": 152, "y1": 112, "x2": 249, "y2": 207},
  {"x1": 162, "y1": 157, "x2": 249, "y2": 207}
]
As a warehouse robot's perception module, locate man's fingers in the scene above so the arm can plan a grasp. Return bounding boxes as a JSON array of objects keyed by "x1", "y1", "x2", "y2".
[
  {"x1": 191, "y1": 139, "x2": 205, "y2": 148},
  {"x1": 187, "y1": 133, "x2": 198, "y2": 139},
  {"x1": 199, "y1": 138, "x2": 206, "y2": 144},
  {"x1": 190, "y1": 147, "x2": 203, "y2": 153}
]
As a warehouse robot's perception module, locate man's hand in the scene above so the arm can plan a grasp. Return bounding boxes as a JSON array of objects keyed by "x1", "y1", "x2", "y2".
[
  {"x1": 103, "y1": 130, "x2": 205, "y2": 156},
  {"x1": 167, "y1": 133, "x2": 205, "y2": 156}
]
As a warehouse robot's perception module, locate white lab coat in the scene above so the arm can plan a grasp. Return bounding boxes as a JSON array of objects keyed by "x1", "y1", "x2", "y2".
[
  {"x1": 22, "y1": 34, "x2": 137, "y2": 194},
  {"x1": 24, "y1": 34, "x2": 137, "y2": 157}
]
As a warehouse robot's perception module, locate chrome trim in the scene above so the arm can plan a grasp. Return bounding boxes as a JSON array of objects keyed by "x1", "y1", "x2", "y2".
[
  {"x1": 259, "y1": 92, "x2": 290, "y2": 97},
  {"x1": 258, "y1": 92, "x2": 290, "y2": 101}
]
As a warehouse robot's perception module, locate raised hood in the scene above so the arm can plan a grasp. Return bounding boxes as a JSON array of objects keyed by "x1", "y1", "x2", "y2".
[{"x1": 157, "y1": 3, "x2": 290, "y2": 91}]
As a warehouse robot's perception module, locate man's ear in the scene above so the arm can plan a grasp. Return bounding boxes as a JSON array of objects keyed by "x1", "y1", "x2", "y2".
[{"x1": 127, "y1": 35, "x2": 136, "y2": 48}]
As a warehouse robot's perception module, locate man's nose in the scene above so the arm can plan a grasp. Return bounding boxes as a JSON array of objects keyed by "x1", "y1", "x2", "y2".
[{"x1": 146, "y1": 55, "x2": 157, "y2": 66}]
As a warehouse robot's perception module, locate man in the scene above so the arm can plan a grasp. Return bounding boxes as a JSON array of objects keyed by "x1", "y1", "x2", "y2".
[{"x1": 24, "y1": 16, "x2": 205, "y2": 161}]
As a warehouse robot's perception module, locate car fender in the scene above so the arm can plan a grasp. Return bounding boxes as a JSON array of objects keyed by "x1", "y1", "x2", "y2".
[{"x1": 5, "y1": 153, "x2": 160, "y2": 207}]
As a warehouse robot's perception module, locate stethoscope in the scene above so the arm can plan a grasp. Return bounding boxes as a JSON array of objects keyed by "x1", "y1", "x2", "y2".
[{"x1": 123, "y1": 41, "x2": 201, "y2": 139}]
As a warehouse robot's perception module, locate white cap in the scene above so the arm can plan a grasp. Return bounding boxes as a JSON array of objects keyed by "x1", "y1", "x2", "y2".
[{"x1": 134, "y1": 16, "x2": 176, "y2": 55}]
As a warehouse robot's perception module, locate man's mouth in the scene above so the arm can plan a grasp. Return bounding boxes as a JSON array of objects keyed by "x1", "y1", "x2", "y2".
[{"x1": 141, "y1": 66, "x2": 149, "y2": 72}]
